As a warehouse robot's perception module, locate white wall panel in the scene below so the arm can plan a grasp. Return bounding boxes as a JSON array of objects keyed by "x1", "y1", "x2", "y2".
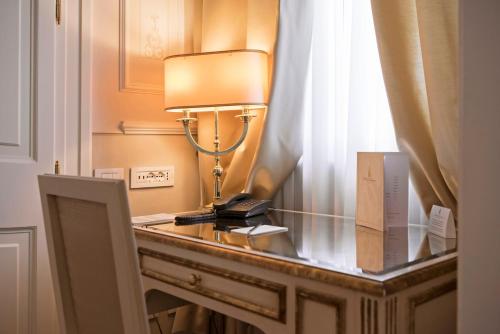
[
  {"x1": 0, "y1": 228, "x2": 35, "y2": 334},
  {"x1": 0, "y1": 0, "x2": 34, "y2": 160},
  {"x1": 120, "y1": 0, "x2": 186, "y2": 94}
]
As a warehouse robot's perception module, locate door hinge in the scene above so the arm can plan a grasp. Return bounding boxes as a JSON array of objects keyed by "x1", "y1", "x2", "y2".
[
  {"x1": 56, "y1": 0, "x2": 62, "y2": 25},
  {"x1": 55, "y1": 160, "x2": 61, "y2": 175}
]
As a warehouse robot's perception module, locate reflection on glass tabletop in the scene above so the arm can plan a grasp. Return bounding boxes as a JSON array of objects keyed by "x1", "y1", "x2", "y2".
[{"x1": 138, "y1": 209, "x2": 457, "y2": 277}]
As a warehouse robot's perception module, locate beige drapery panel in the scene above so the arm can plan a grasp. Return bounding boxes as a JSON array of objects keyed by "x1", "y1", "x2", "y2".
[
  {"x1": 243, "y1": 1, "x2": 313, "y2": 199},
  {"x1": 371, "y1": 0, "x2": 458, "y2": 216},
  {"x1": 198, "y1": 0, "x2": 313, "y2": 204}
]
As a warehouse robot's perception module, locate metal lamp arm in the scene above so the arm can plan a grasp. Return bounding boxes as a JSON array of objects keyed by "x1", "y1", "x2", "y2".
[
  {"x1": 177, "y1": 108, "x2": 258, "y2": 200},
  {"x1": 182, "y1": 120, "x2": 249, "y2": 156}
]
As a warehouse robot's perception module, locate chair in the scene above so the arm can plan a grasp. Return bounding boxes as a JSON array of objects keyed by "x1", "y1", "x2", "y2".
[{"x1": 38, "y1": 175, "x2": 149, "y2": 334}]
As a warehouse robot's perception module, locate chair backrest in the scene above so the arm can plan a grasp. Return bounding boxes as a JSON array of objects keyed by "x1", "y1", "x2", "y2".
[{"x1": 38, "y1": 175, "x2": 149, "y2": 334}]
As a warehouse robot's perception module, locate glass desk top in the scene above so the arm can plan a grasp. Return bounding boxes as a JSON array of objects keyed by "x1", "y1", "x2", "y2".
[{"x1": 137, "y1": 209, "x2": 457, "y2": 279}]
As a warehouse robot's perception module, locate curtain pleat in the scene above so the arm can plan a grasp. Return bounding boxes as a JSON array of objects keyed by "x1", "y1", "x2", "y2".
[
  {"x1": 371, "y1": 0, "x2": 458, "y2": 216},
  {"x1": 244, "y1": 0, "x2": 314, "y2": 199}
]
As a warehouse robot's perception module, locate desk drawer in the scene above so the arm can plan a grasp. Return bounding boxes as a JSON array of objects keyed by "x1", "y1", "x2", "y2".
[{"x1": 138, "y1": 247, "x2": 286, "y2": 323}]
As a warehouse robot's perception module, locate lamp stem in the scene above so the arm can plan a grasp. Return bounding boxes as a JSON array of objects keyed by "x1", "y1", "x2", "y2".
[
  {"x1": 178, "y1": 107, "x2": 258, "y2": 202},
  {"x1": 213, "y1": 109, "x2": 223, "y2": 200}
]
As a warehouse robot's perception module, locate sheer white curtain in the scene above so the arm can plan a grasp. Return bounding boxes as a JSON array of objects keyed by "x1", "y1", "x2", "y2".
[{"x1": 274, "y1": 0, "x2": 426, "y2": 224}]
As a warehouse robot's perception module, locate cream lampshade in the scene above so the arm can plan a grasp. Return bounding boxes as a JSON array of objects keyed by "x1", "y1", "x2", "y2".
[
  {"x1": 163, "y1": 49, "x2": 269, "y2": 112},
  {"x1": 163, "y1": 49, "x2": 269, "y2": 201}
]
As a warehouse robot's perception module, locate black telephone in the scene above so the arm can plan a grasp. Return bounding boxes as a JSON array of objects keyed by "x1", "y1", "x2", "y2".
[
  {"x1": 175, "y1": 193, "x2": 271, "y2": 224},
  {"x1": 214, "y1": 193, "x2": 271, "y2": 218}
]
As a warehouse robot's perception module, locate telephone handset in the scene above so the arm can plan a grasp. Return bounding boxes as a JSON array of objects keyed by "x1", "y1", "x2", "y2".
[
  {"x1": 214, "y1": 193, "x2": 271, "y2": 218},
  {"x1": 213, "y1": 193, "x2": 251, "y2": 210}
]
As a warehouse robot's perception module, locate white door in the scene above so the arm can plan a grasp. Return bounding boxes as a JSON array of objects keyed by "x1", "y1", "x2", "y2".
[{"x1": 0, "y1": 0, "x2": 61, "y2": 333}]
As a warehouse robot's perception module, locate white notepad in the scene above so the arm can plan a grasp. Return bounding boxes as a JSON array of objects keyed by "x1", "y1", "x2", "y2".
[
  {"x1": 131, "y1": 213, "x2": 175, "y2": 225},
  {"x1": 232, "y1": 225, "x2": 288, "y2": 236}
]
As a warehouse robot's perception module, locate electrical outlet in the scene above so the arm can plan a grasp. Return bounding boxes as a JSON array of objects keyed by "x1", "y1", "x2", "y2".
[
  {"x1": 94, "y1": 168, "x2": 124, "y2": 179},
  {"x1": 130, "y1": 166, "x2": 174, "y2": 189}
]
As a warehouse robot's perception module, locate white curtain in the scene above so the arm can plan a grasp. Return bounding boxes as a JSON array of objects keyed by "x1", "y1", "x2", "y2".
[{"x1": 274, "y1": 0, "x2": 426, "y2": 224}]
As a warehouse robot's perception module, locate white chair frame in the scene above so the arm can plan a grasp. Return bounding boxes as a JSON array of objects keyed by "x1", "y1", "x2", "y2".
[{"x1": 38, "y1": 175, "x2": 149, "y2": 334}]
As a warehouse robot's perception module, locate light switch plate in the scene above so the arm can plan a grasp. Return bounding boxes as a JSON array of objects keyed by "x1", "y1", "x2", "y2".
[
  {"x1": 130, "y1": 166, "x2": 174, "y2": 189},
  {"x1": 94, "y1": 168, "x2": 124, "y2": 179}
]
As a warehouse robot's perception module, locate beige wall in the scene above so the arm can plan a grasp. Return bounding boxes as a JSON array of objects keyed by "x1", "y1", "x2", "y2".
[
  {"x1": 93, "y1": 134, "x2": 200, "y2": 216},
  {"x1": 201, "y1": 0, "x2": 248, "y2": 51},
  {"x1": 90, "y1": 0, "x2": 203, "y2": 215},
  {"x1": 201, "y1": 0, "x2": 278, "y2": 53},
  {"x1": 90, "y1": 0, "x2": 278, "y2": 212}
]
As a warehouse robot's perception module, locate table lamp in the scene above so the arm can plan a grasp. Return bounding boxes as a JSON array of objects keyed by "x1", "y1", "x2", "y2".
[{"x1": 163, "y1": 49, "x2": 269, "y2": 200}]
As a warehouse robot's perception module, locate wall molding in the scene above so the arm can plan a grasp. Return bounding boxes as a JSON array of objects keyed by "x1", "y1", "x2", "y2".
[
  {"x1": 118, "y1": 0, "x2": 161, "y2": 95},
  {"x1": 119, "y1": 121, "x2": 197, "y2": 135},
  {"x1": 118, "y1": 0, "x2": 186, "y2": 95}
]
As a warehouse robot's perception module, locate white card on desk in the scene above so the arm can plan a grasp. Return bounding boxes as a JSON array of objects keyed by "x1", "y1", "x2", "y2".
[
  {"x1": 131, "y1": 213, "x2": 175, "y2": 225},
  {"x1": 232, "y1": 225, "x2": 288, "y2": 236},
  {"x1": 428, "y1": 205, "x2": 456, "y2": 239}
]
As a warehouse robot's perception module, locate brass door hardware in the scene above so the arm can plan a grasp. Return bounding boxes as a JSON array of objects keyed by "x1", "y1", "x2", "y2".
[
  {"x1": 56, "y1": 0, "x2": 61, "y2": 25},
  {"x1": 188, "y1": 274, "x2": 202, "y2": 287}
]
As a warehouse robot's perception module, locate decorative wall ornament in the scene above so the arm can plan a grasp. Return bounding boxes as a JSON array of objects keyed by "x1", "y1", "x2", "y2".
[{"x1": 143, "y1": 16, "x2": 165, "y2": 59}]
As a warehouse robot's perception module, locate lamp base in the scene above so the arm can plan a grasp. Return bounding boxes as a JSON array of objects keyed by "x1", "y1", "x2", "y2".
[{"x1": 213, "y1": 156, "x2": 223, "y2": 200}]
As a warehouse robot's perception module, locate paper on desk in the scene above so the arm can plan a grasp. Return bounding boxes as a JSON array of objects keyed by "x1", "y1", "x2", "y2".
[
  {"x1": 232, "y1": 225, "x2": 288, "y2": 236},
  {"x1": 131, "y1": 213, "x2": 175, "y2": 225}
]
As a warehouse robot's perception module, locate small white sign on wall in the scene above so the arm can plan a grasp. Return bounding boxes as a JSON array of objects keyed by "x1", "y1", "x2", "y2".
[{"x1": 428, "y1": 205, "x2": 456, "y2": 239}]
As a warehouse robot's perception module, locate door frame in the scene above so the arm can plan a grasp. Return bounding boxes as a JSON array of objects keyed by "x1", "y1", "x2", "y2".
[
  {"x1": 58, "y1": 0, "x2": 93, "y2": 177},
  {"x1": 80, "y1": 0, "x2": 93, "y2": 176}
]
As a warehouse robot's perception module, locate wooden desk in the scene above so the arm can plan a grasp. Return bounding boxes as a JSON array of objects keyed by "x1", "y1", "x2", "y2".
[{"x1": 134, "y1": 210, "x2": 457, "y2": 334}]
